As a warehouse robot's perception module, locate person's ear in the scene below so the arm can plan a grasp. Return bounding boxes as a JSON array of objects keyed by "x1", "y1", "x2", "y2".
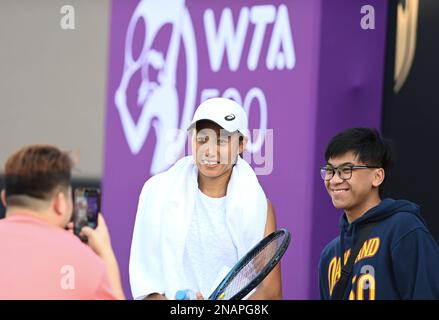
[
  {"x1": 239, "y1": 136, "x2": 248, "y2": 154},
  {"x1": 53, "y1": 191, "x2": 67, "y2": 216},
  {"x1": 1, "y1": 190, "x2": 7, "y2": 207},
  {"x1": 372, "y1": 168, "x2": 385, "y2": 188}
]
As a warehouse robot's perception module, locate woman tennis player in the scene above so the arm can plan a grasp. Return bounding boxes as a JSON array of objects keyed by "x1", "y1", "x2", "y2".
[{"x1": 129, "y1": 97, "x2": 281, "y2": 300}]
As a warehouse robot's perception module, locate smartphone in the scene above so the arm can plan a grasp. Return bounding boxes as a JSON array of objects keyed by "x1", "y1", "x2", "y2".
[{"x1": 73, "y1": 187, "x2": 100, "y2": 241}]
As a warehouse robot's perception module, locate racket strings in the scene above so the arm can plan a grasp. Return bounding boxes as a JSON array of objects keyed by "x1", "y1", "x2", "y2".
[{"x1": 220, "y1": 234, "x2": 285, "y2": 299}]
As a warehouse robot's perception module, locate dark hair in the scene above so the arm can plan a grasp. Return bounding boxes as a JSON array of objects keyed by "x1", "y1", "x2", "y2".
[
  {"x1": 4, "y1": 145, "x2": 73, "y2": 205},
  {"x1": 325, "y1": 128, "x2": 394, "y2": 192},
  {"x1": 195, "y1": 119, "x2": 219, "y2": 132}
]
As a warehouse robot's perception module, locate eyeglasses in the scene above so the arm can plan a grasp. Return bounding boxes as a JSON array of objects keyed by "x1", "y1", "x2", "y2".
[{"x1": 320, "y1": 164, "x2": 381, "y2": 181}]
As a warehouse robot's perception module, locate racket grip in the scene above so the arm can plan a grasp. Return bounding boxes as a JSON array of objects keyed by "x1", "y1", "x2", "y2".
[{"x1": 175, "y1": 289, "x2": 196, "y2": 300}]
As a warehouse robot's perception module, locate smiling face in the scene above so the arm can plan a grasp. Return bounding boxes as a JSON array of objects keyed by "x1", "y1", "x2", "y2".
[
  {"x1": 324, "y1": 151, "x2": 384, "y2": 221},
  {"x1": 191, "y1": 120, "x2": 244, "y2": 179}
]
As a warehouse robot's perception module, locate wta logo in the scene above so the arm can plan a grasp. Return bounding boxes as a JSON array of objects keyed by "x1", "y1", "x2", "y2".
[{"x1": 115, "y1": 0, "x2": 296, "y2": 175}]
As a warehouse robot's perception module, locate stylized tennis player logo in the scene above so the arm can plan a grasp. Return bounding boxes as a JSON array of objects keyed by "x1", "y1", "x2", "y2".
[{"x1": 115, "y1": 0, "x2": 197, "y2": 174}]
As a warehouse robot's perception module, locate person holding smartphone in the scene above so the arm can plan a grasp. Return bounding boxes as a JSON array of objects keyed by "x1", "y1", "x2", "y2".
[{"x1": 0, "y1": 145, "x2": 125, "y2": 299}]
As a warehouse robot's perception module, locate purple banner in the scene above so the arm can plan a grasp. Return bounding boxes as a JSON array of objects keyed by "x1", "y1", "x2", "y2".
[{"x1": 103, "y1": 0, "x2": 387, "y2": 299}]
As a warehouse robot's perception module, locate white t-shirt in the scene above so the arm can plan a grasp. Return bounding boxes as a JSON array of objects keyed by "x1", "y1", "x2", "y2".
[{"x1": 181, "y1": 188, "x2": 238, "y2": 297}]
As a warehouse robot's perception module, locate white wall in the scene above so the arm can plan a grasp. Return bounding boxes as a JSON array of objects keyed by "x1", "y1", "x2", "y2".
[{"x1": 0, "y1": 0, "x2": 109, "y2": 179}]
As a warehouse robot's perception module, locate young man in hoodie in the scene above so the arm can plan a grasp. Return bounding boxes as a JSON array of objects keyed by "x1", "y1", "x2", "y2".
[{"x1": 319, "y1": 127, "x2": 439, "y2": 300}]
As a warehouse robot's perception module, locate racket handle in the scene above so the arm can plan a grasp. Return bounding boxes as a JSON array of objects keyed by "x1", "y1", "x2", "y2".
[{"x1": 175, "y1": 289, "x2": 196, "y2": 300}]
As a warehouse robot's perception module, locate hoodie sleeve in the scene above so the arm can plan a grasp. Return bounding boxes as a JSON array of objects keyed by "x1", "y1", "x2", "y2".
[{"x1": 391, "y1": 227, "x2": 439, "y2": 299}]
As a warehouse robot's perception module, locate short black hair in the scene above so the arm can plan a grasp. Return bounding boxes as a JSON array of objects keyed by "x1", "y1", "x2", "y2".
[
  {"x1": 325, "y1": 128, "x2": 394, "y2": 192},
  {"x1": 195, "y1": 119, "x2": 244, "y2": 142}
]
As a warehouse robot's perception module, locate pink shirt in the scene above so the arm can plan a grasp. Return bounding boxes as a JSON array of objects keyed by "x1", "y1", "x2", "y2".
[{"x1": 0, "y1": 214, "x2": 116, "y2": 300}]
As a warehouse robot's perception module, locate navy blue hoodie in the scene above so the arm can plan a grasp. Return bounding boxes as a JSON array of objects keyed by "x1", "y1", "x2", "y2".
[{"x1": 319, "y1": 198, "x2": 439, "y2": 300}]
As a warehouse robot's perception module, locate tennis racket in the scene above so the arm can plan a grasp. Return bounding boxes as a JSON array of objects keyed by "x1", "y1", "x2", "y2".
[{"x1": 208, "y1": 228, "x2": 291, "y2": 300}]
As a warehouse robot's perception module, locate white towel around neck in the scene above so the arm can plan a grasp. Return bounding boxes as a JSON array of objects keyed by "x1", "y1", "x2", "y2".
[{"x1": 129, "y1": 155, "x2": 267, "y2": 300}]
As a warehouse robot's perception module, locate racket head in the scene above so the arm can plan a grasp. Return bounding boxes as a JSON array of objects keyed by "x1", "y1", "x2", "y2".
[{"x1": 208, "y1": 228, "x2": 291, "y2": 300}]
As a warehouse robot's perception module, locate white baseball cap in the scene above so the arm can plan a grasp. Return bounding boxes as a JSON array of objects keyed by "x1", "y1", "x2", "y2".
[{"x1": 187, "y1": 97, "x2": 248, "y2": 136}]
